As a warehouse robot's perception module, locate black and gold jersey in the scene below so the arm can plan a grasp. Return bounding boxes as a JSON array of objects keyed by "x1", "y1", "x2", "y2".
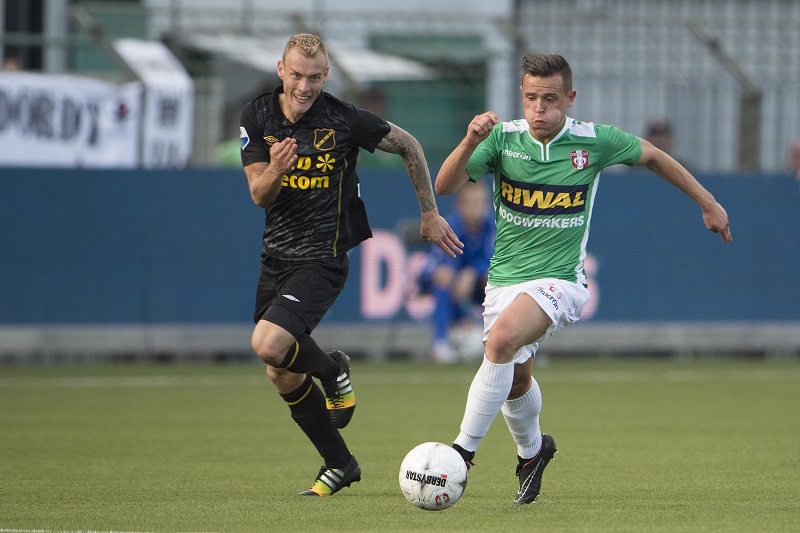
[{"x1": 240, "y1": 86, "x2": 391, "y2": 261}]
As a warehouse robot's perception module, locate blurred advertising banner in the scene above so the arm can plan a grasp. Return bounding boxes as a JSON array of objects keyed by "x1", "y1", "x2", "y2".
[
  {"x1": 114, "y1": 39, "x2": 194, "y2": 168},
  {"x1": 0, "y1": 72, "x2": 141, "y2": 168}
]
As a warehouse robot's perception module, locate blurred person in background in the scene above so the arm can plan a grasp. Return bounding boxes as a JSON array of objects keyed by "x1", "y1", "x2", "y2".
[
  {"x1": 644, "y1": 119, "x2": 675, "y2": 154},
  {"x1": 788, "y1": 138, "x2": 800, "y2": 184},
  {"x1": 644, "y1": 118, "x2": 691, "y2": 169},
  {"x1": 2, "y1": 54, "x2": 22, "y2": 71},
  {"x1": 418, "y1": 181, "x2": 495, "y2": 363},
  {"x1": 436, "y1": 53, "x2": 732, "y2": 505},
  {"x1": 240, "y1": 33, "x2": 462, "y2": 498}
]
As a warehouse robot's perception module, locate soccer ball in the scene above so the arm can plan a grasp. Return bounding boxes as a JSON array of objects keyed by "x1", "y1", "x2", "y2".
[{"x1": 399, "y1": 442, "x2": 468, "y2": 511}]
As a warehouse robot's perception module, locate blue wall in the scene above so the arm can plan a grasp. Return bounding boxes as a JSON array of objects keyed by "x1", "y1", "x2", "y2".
[
  {"x1": 1, "y1": 168, "x2": 261, "y2": 324},
  {"x1": 584, "y1": 172, "x2": 799, "y2": 320},
  {"x1": 1, "y1": 167, "x2": 798, "y2": 324}
]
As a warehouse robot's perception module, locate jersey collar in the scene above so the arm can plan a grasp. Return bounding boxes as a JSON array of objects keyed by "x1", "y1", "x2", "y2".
[
  {"x1": 549, "y1": 117, "x2": 573, "y2": 144},
  {"x1": 523, "y1": 116, "x2": 573, "y2": 148}
]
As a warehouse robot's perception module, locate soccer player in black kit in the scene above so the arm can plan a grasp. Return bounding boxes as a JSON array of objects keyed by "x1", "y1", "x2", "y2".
[{"x1": 240, "y1": 33, "x2": 463, "y2": 497}]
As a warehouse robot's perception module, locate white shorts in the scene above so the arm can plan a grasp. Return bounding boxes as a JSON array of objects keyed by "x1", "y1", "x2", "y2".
[{"x1": 482, "y1": 278, "x2": 591, "y2": 364}]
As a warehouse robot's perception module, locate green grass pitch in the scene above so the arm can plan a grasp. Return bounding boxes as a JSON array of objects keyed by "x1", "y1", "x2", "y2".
[{"x1": 1, "y1": 357, "x2": 799, "y2": 532}]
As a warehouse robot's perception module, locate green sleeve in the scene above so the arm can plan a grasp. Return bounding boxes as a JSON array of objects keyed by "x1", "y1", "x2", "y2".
[
  {"x1": 465, "y1": 124, "x2": 501, "y2": 182},
  {"x1": 597, "y1": 124, "x2": 642, "y2": 168}
]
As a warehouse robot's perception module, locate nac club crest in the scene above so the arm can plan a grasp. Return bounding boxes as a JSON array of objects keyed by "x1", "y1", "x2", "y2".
[{"x1": 314, "y1": 128, "x2": 336, "y2": 151}]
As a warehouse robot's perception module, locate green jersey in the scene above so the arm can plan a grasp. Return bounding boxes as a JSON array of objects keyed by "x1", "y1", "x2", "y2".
[{"x1": 466, "y1": 117, "x2": 641, "y2": 286}]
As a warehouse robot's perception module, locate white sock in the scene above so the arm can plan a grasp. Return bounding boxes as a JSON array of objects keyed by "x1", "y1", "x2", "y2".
[
  {"x1": 453, "y1": 357, "x2": 514, "y2": 452},
  {"x1": 501, "y1": 375, "x2": 542, "y2": 459}
]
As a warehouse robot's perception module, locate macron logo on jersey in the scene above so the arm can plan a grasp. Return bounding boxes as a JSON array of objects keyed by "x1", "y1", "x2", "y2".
[{"x1": 502, "y1": 149, "x2": 532, "y2": 161}]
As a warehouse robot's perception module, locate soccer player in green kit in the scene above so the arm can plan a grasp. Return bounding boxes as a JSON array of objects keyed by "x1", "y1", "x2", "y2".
[{"x1": 436, "y1": 53, "x2": 732, "y2": 505}]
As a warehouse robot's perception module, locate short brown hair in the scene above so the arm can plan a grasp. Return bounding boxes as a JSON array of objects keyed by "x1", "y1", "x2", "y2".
[
  {"x1": 284, "y1": 33, "x2": 328, "y2": 64},
  {"x1": 521, "y1": 54, "x2": 572, "y2": 92}
]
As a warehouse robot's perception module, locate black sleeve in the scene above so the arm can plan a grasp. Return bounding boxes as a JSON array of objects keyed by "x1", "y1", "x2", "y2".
[
  {"x1": 342, "y1": 102, "x2": 392, "y2": 153},
  {"x1": 239, "y1": 100, "x2": 269, "y2": 167}
]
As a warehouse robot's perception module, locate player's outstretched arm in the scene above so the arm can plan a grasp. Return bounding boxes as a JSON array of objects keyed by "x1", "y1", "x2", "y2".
[
  {"x1": 436, "y1": 112, "x2": 499, "y2": 195},
  {"x1": 638, "y1": 138, "x2": 732, "y2": 243},
  {"x1": 376, "y1": 123, "x2": 463, "y2": 257}
]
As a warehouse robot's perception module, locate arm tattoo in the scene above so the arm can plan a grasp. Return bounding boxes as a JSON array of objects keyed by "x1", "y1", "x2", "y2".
[{"x1": 377, "y1": 123, "x2": 437, "y2": 213}]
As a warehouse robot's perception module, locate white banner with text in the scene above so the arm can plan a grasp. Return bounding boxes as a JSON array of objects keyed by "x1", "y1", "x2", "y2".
[
  {"x1": 0, "y1": 72, "x2": 142, "y2": 168},
  {"x1": 114, "y1": 39, "x2": 194, "y2": 168}
]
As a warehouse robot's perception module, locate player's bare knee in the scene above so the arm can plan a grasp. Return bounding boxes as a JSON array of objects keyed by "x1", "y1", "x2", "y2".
[
  {"x1": 251, "y1": 333, "x2": 285, "y2": 367},
  {"x1": 484, "y1": 333, "x2": 517, "y2": 364}
]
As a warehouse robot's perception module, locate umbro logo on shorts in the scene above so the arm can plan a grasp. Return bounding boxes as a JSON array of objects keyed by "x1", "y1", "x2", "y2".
[{"x1": 283, "y1": 294, "x2": 300, "y2": 302}]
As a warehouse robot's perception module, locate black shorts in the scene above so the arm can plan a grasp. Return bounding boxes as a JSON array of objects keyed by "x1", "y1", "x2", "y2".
[{"x1": 253, "y1": 254, "x2": 349, "y2": 338}]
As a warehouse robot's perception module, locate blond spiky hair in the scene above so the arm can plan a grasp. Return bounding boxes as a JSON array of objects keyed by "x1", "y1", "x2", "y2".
[{"x1": 283, "y1": 33, "x2": 329, "y2": 64}]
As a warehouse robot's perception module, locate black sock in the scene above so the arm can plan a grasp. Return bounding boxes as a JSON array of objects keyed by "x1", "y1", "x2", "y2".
[
  {"x1": 278, "y1": 335, "x2": 338, "y2": 380},
  {"x1": 280, "y1": 374, "x2": 351, "y2": 468}
]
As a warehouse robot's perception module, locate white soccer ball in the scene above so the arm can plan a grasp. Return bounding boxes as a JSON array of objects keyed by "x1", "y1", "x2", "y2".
[{"x1": 399, "y1": 442, "x2": 468, "y2": 511}]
